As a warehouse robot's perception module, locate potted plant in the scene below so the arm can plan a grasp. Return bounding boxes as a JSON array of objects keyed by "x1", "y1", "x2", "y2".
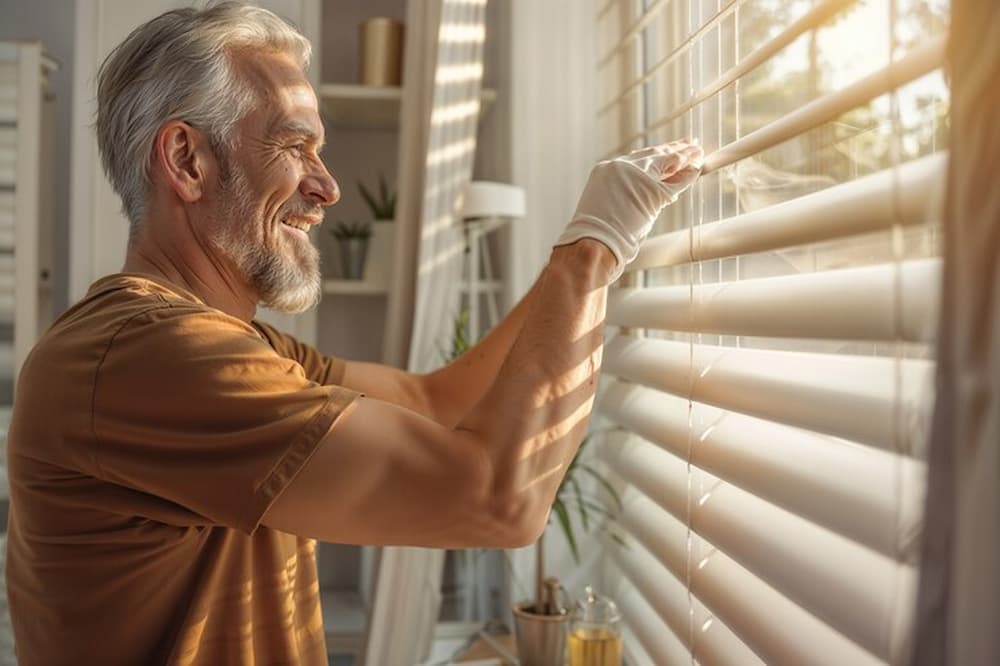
[
  {"x1": 445, "y1": 310, "x2": 623, "y2": 664},
  {"x1": 329, "y1": 220, "x2": 372, "y2": 280},
  {"x1": 358, "y1": 172, "x2": 396, "y2": 288}
]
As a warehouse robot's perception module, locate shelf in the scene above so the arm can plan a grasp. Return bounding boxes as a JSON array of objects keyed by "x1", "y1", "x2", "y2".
[
  {"x1": 323, "y1": 279, "x2": 388, "y2": 296},
  {"x1": 319, "y1": 82, "x2": 497, "y2": 131}
]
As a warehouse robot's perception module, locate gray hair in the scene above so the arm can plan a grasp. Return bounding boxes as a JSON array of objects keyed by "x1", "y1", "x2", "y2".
[{"x1": 96, "y1": 1, "x2": 312, "y2": 235}]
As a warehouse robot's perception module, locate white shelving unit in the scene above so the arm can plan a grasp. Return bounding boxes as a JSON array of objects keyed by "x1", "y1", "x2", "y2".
[
  {"x1": 319, "y1": 82, "x2": 496, "y2": 131},
  {"x1": 322, "y1": 279, "x2": 389, "y2": 296}
]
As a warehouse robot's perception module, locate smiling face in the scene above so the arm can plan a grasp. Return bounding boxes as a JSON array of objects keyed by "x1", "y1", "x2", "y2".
[{"x1": 205, "y1": 49, "x2": 338, "y2": 313}]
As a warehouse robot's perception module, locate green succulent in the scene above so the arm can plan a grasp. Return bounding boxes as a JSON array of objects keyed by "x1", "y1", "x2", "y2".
[{"x1": 358, "y1": 171, "x2": 397, "y2": 221}]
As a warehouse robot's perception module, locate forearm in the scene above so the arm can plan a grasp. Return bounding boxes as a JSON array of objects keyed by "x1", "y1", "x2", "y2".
[
  {"x1": 339, "y1": 281, "x2": 539, "y2": 424},
  {"x1": 424, "y1": 277, "x2": 543, "y2": 427},
  {"x1": 458, "y1": 239, "x2": 615, "y2": 537}
]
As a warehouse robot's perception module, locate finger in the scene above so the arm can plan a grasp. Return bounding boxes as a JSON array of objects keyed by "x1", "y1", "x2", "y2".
[
  {"x1": 625, "y1": 146, "x2": 666, "y2": 160},
  {"x1": 657, "y1": 146, "x2": 703, "y2": 179},
  {"x1": 674, "y1": 145, "x2": 705, "y2": 168},
  {"x1": 625, "y1": 140, "x2": 699, "y2": 165},
  {"x1": 679, "y1": 145, "x2": 705, "y2": 171},
  {"x1": 664, "y1": 166, "x2": 700, "y2": 186},
  {"x1": 657, "y1": 138, "x2": 700, "y2": 154},
  {"x1": 664, "y1": 157, "x2": 703, "y2": 186}
]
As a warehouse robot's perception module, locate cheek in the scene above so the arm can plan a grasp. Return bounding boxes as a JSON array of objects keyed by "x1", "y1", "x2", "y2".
[
  {"x1": 255, "y1": 166, "x2": 299, "y2": 221},
  {"x1": 270, "y1": 164, "x2": 301, "y2": 201}
]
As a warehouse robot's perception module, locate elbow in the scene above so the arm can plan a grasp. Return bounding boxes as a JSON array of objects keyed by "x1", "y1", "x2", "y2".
[
  {"x1": 475, "y1": 449, "x2": 548, "y2": 549},
  {"x1": 504, "y1": 512, "x2": 548, "y2": 549},
  {"x1": 485, "y1": 495, "x2": 544, "y2": 549}
]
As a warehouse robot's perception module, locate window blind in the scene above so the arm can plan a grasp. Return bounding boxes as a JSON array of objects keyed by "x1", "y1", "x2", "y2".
[{"x1": 594, "y1": 1, "x2": 949, "y2": 664}]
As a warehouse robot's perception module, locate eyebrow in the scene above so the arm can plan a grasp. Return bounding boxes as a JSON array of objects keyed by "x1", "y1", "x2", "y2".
[{"x1": 270, "y1": 119, "x2": 326, "y2": 151}]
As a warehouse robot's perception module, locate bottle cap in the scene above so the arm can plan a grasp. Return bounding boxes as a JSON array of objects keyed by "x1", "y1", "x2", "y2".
[{"x1": 572, "y1": 585, "x2": 621, "y2": 625}]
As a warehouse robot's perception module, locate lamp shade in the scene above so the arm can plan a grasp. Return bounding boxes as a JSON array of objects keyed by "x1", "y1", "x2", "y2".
[{"x1": 460, "y1": 181, "x2": 526, "y2": 220}]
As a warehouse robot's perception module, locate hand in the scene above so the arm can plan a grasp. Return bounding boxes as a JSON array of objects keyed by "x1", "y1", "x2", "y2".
[{"x1": 555, "y1": 139, "x2": 703, "y2": 281}]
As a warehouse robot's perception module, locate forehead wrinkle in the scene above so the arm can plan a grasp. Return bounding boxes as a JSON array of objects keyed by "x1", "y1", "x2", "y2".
[{"x1": 268, "y1": 117, "x2": 326, "y2": 150}]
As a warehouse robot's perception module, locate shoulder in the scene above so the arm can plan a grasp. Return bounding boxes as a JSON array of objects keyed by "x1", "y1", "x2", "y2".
[
  {"x1": 102, "y1": 304, "x2": 291, "y2": 381},
  {"x1": 250, "y1": 320, "x2": 347, "y2": 386},
  {"x1": 70, "y1": 277, "x2": 303, "y2": 391}
]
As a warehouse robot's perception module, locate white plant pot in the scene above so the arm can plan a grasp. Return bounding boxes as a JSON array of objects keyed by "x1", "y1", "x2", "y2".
[{"x1": 363, "y1": 221, "x2": 395, "y2": 288}]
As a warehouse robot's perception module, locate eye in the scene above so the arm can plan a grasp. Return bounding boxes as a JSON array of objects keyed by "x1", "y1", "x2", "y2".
[{"x1": 288, "y1": 143, "x2": 306, "y2": 154}]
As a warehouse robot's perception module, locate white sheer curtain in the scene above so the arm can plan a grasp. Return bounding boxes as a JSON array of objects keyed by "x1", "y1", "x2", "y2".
[{"x1": 366, "y1": 0, "x2": 488, "y2": 663}]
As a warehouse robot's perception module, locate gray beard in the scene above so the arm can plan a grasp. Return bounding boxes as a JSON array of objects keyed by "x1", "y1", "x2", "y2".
[{"x1": 211, "y1": 160, "x2": 321, "y2": 314}]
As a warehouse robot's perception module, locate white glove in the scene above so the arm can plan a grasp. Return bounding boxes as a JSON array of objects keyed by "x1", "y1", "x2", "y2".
[{"x1": 555, "y1": 140, "x2": 703, "y2": 281}]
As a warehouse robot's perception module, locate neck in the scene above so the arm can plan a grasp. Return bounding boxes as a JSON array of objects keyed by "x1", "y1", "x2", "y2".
[{"x1": 122, "y1": 212, "x2": 258, "y2": 322}]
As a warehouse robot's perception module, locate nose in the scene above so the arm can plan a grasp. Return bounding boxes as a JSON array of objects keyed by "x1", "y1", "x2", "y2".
[{"x1": 301, "y1": 159, "x2": 339, "y2": 206}]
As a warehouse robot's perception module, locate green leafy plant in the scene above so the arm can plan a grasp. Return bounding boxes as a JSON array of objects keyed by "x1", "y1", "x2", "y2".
[
  {"x1": 440, "y1": 309, "x2": 471, "y2": 363},
  {"x1": 358, "y1": 171, "x2": 397, "y2": 221},
  {"x1": 329, "y1": 220, "x2": 372, "y2": 240},
  {"x1": 551, "y1": 432, "x2": 625, "y2": 565}
]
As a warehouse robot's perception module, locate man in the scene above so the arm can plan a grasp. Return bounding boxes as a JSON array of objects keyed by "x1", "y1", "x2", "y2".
[{"x1": 5, "y1": 2, "x2": 701, "y2": 664}]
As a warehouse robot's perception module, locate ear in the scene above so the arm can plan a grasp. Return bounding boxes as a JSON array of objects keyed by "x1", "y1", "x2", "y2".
[{"x1": 153, "y1": 121, "x2": 212, "y2": 204}]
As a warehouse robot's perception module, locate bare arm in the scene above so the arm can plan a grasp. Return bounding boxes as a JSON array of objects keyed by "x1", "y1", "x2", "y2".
[
  {"x1": 262, "y1": 240, "x2": 614, "y2": 548},
  {"x1": 339, "y1": 277, "x2": 543, "y2": 426}
]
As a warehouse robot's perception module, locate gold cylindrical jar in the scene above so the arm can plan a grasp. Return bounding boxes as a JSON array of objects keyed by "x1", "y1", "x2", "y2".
[{"x1": 359, "y1": 18, "x2": 404, "y2": 86}]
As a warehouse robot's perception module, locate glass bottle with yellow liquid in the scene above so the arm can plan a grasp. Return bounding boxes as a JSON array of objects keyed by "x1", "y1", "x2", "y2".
[{"x1": 568, "y1": 586, "x2": 622, "y2": 666}]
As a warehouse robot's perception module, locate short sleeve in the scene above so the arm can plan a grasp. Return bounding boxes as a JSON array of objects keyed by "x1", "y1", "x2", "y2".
[
  {"x1": 91, "y1": 305, "x2": 359, "y2": 534},
  {"x1": 252, "y1": 320, "x2": 347, "y2": 385}
]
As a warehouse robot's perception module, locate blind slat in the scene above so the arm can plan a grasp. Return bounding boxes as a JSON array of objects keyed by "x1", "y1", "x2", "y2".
[
  {"x1": 629, "y1": 153, "x2": 945, "y2": 272},
  {"x1": 606, "y1": 534, "x2": 762, "y2": 666},
  {"x1": 602, "y1": 568, "x2": 692, "y2": 666},
  {"x1": 702, "y1": 37, "x2": 946, "y2": 173},
  {"x1": 603, "y1": 335, "x2": 932, "y2": 453},
  {"x1": 603, "y1": 436, "x2": 916, "y2": 659},
  {"x1": 614, "y1": 489, "x2": 889, "y2": 666},
  {"x1": 600, "y1": 379, "x2": 926, "y2": 557},
  {"x1": 607, "y1": 258, "x2": 940, "y2": 341}
]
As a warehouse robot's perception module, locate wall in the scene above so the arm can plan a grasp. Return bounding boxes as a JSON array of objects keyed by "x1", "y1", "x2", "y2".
[
  {"x1": 314, "y1": 0, "x2": 406, "y2": 364},
  {"x1": 0, "y1": 0, "x2": 75, "y2": 314}
]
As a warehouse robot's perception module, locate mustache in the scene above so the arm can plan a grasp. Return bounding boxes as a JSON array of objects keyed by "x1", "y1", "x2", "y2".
[{"x1": 278, "y1": 200, "x2": 324, "y2": 220}]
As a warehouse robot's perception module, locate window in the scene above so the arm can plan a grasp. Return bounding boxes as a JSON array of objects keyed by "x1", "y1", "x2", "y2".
[{"x1": 594, "y1": 0, "x2": 949, "y2": 663}]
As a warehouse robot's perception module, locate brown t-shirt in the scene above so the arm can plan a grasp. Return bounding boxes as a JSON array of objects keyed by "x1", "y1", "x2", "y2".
[{"x1": 4, "y1": 274, "x2": 359, "y2": 665}]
